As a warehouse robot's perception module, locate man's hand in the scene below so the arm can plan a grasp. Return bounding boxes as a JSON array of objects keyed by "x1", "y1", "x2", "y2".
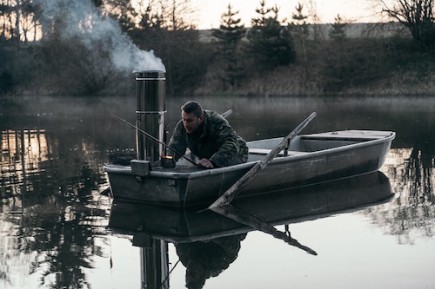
[{"x1": 199, "y1": 158, "x2": 214, "y2": 169}]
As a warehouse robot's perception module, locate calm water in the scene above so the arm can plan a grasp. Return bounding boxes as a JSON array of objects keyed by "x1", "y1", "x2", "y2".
[{"x1": 1, "y1": 95, "x2": 434, "y2": 289}]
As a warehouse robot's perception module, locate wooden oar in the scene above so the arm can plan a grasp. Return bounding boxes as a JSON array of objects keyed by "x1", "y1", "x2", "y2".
[
  {"x1": 221, "y1": 109, "x2": 232, "y2": 118},
  {"x1": 210, "y1": 204, "x2": 317, "y2": 255},
  {"x1": 208, "y1": 112, "x2": 317, "y2": 208}
]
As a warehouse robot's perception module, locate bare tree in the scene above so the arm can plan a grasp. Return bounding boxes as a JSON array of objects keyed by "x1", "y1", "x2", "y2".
[
  {"x1": 378, "y1": 0, "x2": 435, "y2": 47},
  {"x1": 0, "y1": 0, "x2": 37, "y2": 42}
]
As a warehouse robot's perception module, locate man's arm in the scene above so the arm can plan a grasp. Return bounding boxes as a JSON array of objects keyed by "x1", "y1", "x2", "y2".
[{"x1": 209, "y1": 125, "x2": 240, "y2": 167}]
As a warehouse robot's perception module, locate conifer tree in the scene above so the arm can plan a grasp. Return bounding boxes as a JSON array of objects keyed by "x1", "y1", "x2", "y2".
[
  {"x1": 289, "y1": 2, "x2": 309, "y2": 60},
  {"x1": 289, "y1": 2, "x2": 309, "y2": 83},
  {"x1": 212, "y1": 4, "x2": 246, "y2": 88},
  {"x1": 329, "y1": 14, "x2": 347, "y2": 41},
  {"x1": 247, "y1": 0, "x2": 295, "y2": 68}
]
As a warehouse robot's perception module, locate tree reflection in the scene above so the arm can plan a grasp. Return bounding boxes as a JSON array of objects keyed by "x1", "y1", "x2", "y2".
[
  {"x1": 0, "y1": 129, "x2": 110, "y2": 289},
  {"x1": 404, "y1": 140, "x2": 434, "y2": 206},
  {"x1": 373, "y1": 128, "x2": 435, "y2": 243},
  {"x1": 29, "y1": 202, "x2": 107, "y2": 289}
]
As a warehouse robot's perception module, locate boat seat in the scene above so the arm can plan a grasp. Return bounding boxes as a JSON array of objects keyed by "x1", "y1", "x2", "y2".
[{"x1": 249, "y1": 148, "x2": 309, "y2": 156}]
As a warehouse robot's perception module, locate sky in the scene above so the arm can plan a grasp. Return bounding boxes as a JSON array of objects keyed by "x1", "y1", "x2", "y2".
[{"x1": 193, "y1": 0, "x2": 382, "y2": 29}]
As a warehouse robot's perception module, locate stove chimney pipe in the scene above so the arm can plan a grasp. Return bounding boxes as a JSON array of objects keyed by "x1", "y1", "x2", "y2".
[{"x1": 135, "y1": 70, "x2": 166, "y2": 162}]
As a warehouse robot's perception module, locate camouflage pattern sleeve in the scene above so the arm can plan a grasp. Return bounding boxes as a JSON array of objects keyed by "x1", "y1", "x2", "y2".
[
  {"x1": 209, "y1": 125, "x2": 240, "y2": 167},
  {"x1": 236, "y1": 135, "x2": 249, "y2": 163},
  {"x1": 207, "y1": 112, "x2": 246, "y2": 167}
]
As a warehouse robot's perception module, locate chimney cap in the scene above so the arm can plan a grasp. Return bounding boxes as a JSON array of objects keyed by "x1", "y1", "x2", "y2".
[{"x1": 134, "y1": 70, "x2": 165, "y2": 80}]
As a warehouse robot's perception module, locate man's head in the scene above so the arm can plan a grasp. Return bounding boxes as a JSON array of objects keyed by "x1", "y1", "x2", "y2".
[{"x1": 181, "y1": 101, "x2": 204, "y2": 133}]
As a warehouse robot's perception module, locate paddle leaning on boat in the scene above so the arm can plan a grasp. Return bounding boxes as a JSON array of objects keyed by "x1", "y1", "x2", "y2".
[{"x1": 168, "y1": 101, "x2": 249, "y2": 169}]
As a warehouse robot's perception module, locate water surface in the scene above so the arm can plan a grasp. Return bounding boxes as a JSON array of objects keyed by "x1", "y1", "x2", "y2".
[{"x1": 1, "y1": 95, "x2": 434, "y2": 289}]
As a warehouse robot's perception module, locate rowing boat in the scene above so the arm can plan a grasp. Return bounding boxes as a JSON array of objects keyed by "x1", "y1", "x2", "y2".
[{"x1": 104, "y1": 129, "x2": 395, "y2": 207}]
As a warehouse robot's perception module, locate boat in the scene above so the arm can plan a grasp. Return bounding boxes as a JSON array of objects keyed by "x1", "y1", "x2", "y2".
[
  {"x1": 105, "y1": 129, "x2": 395, "y2": 207},
  {"x1": 108, "y1": 171, "x2": 394, "y2": 244}
]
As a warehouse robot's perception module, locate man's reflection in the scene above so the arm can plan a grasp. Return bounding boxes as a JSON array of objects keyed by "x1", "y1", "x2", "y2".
[{"x1": 175, "y1": 234, "x2": 247, "y2": 289}]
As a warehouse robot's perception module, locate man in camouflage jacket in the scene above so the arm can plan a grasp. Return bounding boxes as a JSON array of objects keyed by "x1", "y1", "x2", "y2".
[{"x1": 169, "y1": 101, "x2": 248, "y2": 169}]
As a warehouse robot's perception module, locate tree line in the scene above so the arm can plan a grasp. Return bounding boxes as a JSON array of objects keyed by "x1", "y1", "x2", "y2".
[{"x1": 1, "y1": 0, "x2": 435, "y2": 96}]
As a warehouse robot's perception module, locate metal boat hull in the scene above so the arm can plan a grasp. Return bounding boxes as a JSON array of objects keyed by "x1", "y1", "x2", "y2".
[{"x1": 105, "y1": 130, "x2": 395, "y2": 206}]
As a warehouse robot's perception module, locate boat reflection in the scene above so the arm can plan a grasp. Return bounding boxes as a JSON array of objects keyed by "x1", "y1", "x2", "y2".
[{"x1": 108, "y1": 171, "x2": 393, "y2": 288}]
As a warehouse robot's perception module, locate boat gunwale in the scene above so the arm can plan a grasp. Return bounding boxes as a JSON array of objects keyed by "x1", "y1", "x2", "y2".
[{"x1": 104, "y1": 130, "x2": 396, "y2": 179}]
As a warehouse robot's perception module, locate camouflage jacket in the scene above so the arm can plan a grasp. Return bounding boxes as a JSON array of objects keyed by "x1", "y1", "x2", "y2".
[{"x1": 168, "y1": 110, "x2": 248, "y2": 167}]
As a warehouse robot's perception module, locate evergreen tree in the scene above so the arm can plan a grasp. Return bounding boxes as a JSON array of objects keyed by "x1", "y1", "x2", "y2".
[
  {"x1": 138, "y1": 2, "x2": 164, "y2": 30},
  {"x1": 289, "y1": 2, "x2": 309, "y2": 83},
  {"x1": 329, "y1": 14, "x2": 347, "y2": 41},
  {"x1": 251, "y1": 0, "x2": 273, "y2": 27},
  {"x1": 289, "y1": 2, "x2": 309, "y2": 56},
  {"x1": 105, "y1": 0, "x2": 138, "y2": 32},
  {"x1": 130, "y1": 0, "x2": 208, "y2": 96},
  {"x1": 247, "y1": 0, "x2": 295, "y2": 68},
  {"x1": 212, "y1": 4, "x2": 246, "y2": 88}
]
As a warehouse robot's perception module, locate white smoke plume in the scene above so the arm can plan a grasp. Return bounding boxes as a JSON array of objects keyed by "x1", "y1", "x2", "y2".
[{"x1": 34, "y1": 0, "x2": 165, "y2": 73}]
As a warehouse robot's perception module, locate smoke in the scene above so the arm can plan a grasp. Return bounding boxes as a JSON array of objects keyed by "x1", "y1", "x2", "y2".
[{"x1": 34, "y1": 0, "x2": 165, "y2": 73}]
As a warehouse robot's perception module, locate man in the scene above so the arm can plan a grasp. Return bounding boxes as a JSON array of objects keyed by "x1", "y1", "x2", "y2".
[
  {"x1": 175, "y1": 234, "x2": 246, "y2": 289},
  {"x1": 168, "y1": 101, "x2": 248, "y2": 169}
]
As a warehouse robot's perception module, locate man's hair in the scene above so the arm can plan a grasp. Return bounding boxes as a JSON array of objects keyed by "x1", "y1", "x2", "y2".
[{"x1": 181, "y1": 101, "x2": 203, "y2": 117}]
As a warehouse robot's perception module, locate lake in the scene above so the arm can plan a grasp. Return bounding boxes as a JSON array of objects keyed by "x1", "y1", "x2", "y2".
[{"x1": 1, "y1": 95, "x2": 434, "y2": 289}]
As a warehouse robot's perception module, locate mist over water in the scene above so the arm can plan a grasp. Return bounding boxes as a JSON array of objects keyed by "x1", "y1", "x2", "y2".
[{"x1": 34, "y1": 0, "x2": 165, "y2": 72}]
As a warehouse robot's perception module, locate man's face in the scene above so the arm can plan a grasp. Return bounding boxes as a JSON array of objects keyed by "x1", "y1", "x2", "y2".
[{"x1": 182, "y1": 111, "x2": 203, "y2": 134}]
